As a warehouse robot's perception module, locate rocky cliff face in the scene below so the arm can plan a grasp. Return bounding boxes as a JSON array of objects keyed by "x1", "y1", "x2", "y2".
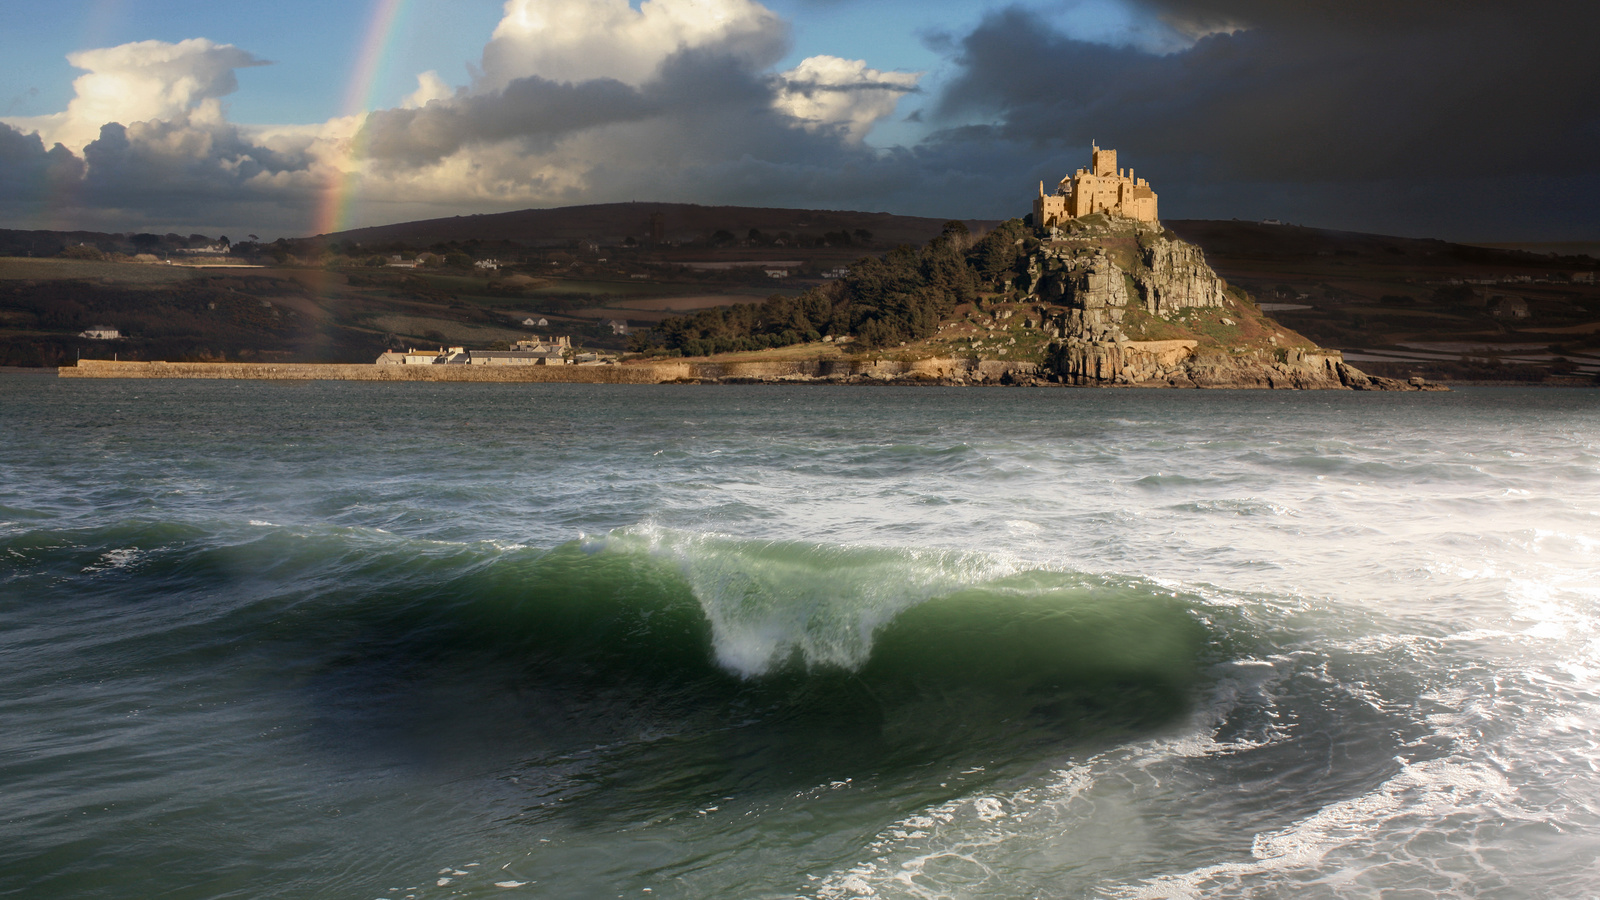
[
  {"x1": 1028, "y1": 214, "x2": 1442, "y2": 390},
  {"x1": 1136, "y1": 236, "x2": 1228, "y2": 315},
  {"x1": 1032, "y1": 248, "x2": 1129, "y2": 341}
]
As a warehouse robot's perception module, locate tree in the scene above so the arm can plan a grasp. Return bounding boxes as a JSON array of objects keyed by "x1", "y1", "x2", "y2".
[
  {"x1": 969, "y1": 219, "x2": 1030, "y2": 289},
  {"x1": 61, "y1": 244, "x2": 105, "y2": 261}
]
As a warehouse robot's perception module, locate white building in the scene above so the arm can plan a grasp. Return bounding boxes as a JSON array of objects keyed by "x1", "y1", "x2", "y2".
[{"x1": 80, "y1": 326, "x2": 120, "y2": 340}]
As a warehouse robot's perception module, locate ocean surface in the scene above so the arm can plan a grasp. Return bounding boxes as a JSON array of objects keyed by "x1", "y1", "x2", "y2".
[{"x1": 2, "y1": 375, "x2": 1598, "y2": 899}]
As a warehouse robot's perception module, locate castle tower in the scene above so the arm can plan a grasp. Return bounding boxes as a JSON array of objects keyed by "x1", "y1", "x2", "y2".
[{"x1": 1092, "y1": 145, "x2": 1118, "y2": 178}]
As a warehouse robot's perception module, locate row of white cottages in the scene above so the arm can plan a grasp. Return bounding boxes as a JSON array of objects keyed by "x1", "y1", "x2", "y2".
[{"x1": 377, "y1": 344, "x2": 567, "y2": 366}]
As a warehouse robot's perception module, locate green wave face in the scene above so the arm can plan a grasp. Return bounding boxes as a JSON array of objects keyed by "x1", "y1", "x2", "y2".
[
  {"x1": 318, "y1": 528, "x2": 1218, "y2": 788},
  {"x1": 1, "y1": 521, "x2": 1216, "y2": 815},
  {"x1": 856, "y1": 574, "x2": 1209, "y2": 757}
]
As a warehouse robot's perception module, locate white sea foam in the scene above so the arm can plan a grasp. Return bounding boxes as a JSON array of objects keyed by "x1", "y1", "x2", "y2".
[
  {"x1": 593, "y1": 524, "x2": 1027, "y2": 676},
  {"x1": 83, "y1": 546, "x2": 140, "y2": 573},
  {"x1": 1106, "y1": 758, "x2": 1516, "y2": 899}
]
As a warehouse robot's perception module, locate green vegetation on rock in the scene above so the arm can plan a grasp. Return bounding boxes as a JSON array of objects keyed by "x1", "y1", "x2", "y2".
[{"x1": 635, "y1": 221, "x2": 1038, "y2": 355}]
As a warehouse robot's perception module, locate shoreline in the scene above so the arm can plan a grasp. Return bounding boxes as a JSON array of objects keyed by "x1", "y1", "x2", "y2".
[
  {"x1": 48, "y1": 358, "x2": 1475, "y2": 389},
  {"x1": 56, "y1": 358, "x2": 1047, "y2": 386}
]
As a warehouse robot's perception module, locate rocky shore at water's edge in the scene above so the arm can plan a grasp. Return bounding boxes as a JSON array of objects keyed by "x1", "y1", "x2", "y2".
[{"x1": 59, "y1": 356, "x2": 1445, "y2": 389}]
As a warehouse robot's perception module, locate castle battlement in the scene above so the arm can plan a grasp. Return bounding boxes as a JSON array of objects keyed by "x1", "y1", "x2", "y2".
[{"x1": 1034, "y1": 144, "x2": 1158, "y2": 227}]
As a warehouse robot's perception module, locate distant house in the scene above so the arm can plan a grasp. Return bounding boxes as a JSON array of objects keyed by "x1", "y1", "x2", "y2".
[
  {"x1": 378, "y1": 345, "x2": 566, "y2": 366},
  {"x1": 522, "y1": 317, "x2": 550, "y2": 327},
  {"x1": 376, "y1": 347, "x2": 456, "y2": 365},
  {"x1": 386, "y1": 254, "x2": 419, "y2": 269},
  {"x1": 475, "y1": 259, "x2": 500, "y2": 271},
  {"x1": 821, "y1": 267, "x2": 849, "y2": 280},
  {"x1": 466, "y1": 350, "x2": 565, "y2": 366},
  {"x1": 764, "y1": 269, "x2": 789, "y2": 279},
  {"x1": 80, "y1": 325, "x2": 120, "y2": 340},
  {"x1": 1490, "y1": 296, "x2": 1529, "y2": 319},
  {"x1": 514, "y1": 336, "x2": 570, "y2": 352}
]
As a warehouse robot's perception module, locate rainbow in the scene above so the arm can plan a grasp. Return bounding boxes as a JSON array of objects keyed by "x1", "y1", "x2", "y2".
[{"x1": 313, "y1": 0, "x2": 411, "y2": 239}]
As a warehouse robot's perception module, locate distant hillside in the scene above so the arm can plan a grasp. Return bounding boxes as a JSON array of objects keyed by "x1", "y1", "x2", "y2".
[
  {"x1": 322, "y1": 202, "x2": 1000, "y2": 248},
  {"x1": 3, "y1": 211, "x2": 1597, "y2": 381},
  {"x1": 1164, "y1": 219, "x2": 1600, "y2": 382}
]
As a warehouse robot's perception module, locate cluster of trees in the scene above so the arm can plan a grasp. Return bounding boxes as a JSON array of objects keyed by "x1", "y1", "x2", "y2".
[{"x1": 633, "y1": 219, "x2": 1035, "y2": 355}]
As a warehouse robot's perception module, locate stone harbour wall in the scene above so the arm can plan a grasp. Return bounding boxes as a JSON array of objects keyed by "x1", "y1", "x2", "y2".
[
  {"x1": 58, "y1": 357, "x2": 1044, "y2": 385},
  {"x1": 60, "y1": 360, "x2": 692, "y2": 383}
]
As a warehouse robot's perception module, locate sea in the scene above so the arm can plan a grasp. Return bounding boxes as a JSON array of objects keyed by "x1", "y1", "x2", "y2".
[{"x1": 2, "y1": 374, "x2": 1598, "y2": 900}]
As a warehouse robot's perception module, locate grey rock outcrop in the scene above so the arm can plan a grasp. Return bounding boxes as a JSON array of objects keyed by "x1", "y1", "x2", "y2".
[
  {"x1": 1027, "y1": 215, "x2": 1444, "y2": 391},
  {"x1": 1033, "y1": 249, "x2": 1131, "y2": 341},
  {"x1": 1136, "y1": 236, "x2": 1228, "y2": 315}
]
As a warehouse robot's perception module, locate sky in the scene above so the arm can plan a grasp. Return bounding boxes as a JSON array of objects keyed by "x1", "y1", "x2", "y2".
[{"x1": 1, "y1": 0, "x2": 1596, "y2": 242}]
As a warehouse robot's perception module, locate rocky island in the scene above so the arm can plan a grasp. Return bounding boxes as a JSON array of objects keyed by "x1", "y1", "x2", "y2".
[{"x1": 624, "y1": 146, "x2": 1443, "y2": 390}]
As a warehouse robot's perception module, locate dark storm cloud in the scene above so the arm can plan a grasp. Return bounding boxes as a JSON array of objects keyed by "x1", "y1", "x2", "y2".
[
  {"x1": 356, "y1": 45, "x2": 900, "y2": 199},
  {"x1": 360, "y1": 76, "x2": 656, "y2": 167},
  {"x1": 16, "y1": 119, "x2": 317, "y2": 234},
  {"x1": 923, "y1": 2, "x2": 1600, "y2": 236},
  {"x1": 0, "y1": 125, "x2": 84, "y2": 204},
  {"x1": 79, "y1": 120, "x2": 311, "y2": 210},
  {"x1": 553, "y1": 47, "x2": 895, "y2": 200}
]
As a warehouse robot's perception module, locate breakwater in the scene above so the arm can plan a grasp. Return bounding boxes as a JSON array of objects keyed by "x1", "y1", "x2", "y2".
[
  {"x1": 59, "y1": 359, "x2": 692, "y2": 383},
  {"x1": 58, "y1": 357, "x2": 1042, "y2": 384}
]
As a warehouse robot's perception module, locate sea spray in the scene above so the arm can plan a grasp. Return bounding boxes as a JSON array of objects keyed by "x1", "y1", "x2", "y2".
[{"x1": 591, "y1": 524, "x2": 1027, "y2": 676}]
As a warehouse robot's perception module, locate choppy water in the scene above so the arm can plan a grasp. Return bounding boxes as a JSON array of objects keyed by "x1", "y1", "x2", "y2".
[{"x1": 2, "y1": 375, "x2": 1598, "y2": 899}]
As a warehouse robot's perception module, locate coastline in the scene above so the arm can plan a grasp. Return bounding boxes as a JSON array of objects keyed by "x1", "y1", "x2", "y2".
[
  {"x1": 54, "y1": 357, "x2": 1459, "y2": 389},
  {"x1": 56, "y1": 358, "x2": 1042, "y2": 386}
]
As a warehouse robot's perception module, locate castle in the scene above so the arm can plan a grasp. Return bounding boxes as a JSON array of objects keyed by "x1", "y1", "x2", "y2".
[{"x1": 1033, "y1": 145, "x2": 1158, "y2": 227}]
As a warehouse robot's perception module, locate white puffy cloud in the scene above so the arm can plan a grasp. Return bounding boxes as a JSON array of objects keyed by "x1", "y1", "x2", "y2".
[
  {"x1": 774, "y1": 56, "x2": 920, "y2": 142},
  {"x1": 5, "y1": 38, "x2": 267, "y2": 153},
  {"x1": 402, "y1": 71, "x2": 456, "y2": 109},
  {"x1": 479, "y1": 0, "x2": 786, "y2": 88}
]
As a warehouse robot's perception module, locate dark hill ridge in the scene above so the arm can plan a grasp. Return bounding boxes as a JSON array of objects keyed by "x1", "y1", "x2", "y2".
[{"x1": 320, "y1": 202, "x2": 1001, "y2": 248}]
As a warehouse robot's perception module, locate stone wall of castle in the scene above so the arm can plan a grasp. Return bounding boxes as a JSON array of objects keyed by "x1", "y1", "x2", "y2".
[{"x1": 1034, "y1": 145, "x2": 1159, "y2": 227}]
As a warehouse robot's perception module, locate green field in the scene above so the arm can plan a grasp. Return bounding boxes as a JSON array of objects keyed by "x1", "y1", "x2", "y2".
[{"x1": 0, "y1": 258, "x2": 198, "y2": 285}]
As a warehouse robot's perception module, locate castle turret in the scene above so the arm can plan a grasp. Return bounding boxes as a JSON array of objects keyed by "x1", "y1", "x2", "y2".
[{"x1": 1092, "y1": 146, "x2": 1118, "y2": 178}]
